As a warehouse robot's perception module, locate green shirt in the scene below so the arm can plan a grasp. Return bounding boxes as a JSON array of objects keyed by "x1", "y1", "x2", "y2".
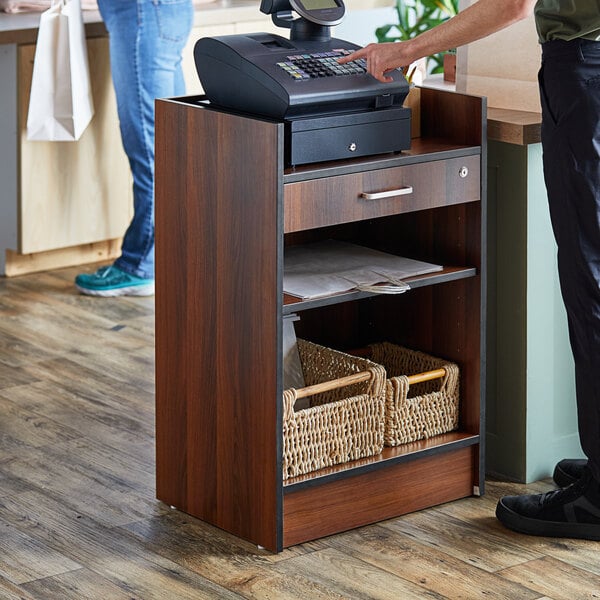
[{"x1": 535, "y1": 0, "x2": 600, "y2": 42}]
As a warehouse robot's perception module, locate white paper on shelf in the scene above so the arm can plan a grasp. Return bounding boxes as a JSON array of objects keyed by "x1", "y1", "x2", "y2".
[
  {"x1": 283, "y1": 240, "x2": 443, "y2": 300},
  {"x1": 282, "y1": 314, "x2": 304, "y2": 386}
]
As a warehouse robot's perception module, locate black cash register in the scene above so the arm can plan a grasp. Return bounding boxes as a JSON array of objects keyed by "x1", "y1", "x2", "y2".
[{"x1": 194, "y1": 0, "x2": 411, "y2": 165}]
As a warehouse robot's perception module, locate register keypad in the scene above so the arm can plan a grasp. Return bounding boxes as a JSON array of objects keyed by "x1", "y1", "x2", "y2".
[{"x1": 276, "y1": 49, "x2": 367, "y2": 81}]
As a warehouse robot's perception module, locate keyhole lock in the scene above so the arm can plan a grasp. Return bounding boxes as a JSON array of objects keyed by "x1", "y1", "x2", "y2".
[
  {"x1": 348, "y1": 142, "x2": 357, "y2": 152},
  {"x1": 459, "y1": 166, "x2": 469, "y2": 178}
]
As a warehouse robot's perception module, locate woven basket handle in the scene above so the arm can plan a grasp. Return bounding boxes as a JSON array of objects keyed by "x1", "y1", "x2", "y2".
[
  {"x1": 295, "y1": 370, "x2": 373, "y2": 399},
  {"x1": 407, "y1": 368, "x2": 446, "y2": 385},
  {"x1": 283, "y1": 370, "x2": 374, "y2": 418}
]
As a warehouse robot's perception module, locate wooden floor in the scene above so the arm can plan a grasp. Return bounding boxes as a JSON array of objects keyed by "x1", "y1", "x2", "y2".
[{"x1": 1, "y1": 265, "x2": 599, "y2": 600}]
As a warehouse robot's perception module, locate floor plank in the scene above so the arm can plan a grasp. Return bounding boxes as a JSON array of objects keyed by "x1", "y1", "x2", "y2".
[
  {"x1": 380, "y1": 503, "x2": 544, "y2": 573},
  {"x1": 271, "y1": 547, "x2": 447, "y2": 599},
  {"x1": 497, "y1": 556, "x2": 600, "y2": 600},
  {"x1": 21, "y1": 569, "x2": 139, "y2": 600},
  {"x1": 0, "y1": 573, "x2": 38, "y2": 600},
  {"x1": 0, "y1": 518, "x2": 80, "y2": 585},
  {"x1": 325, "y1": 524, "x2": 542, "y2": 599}
]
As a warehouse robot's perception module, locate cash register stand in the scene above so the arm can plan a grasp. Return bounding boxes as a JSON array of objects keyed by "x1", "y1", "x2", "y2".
[{"x1": 155, "y1": 87, "x2": 486, "y2": 552}]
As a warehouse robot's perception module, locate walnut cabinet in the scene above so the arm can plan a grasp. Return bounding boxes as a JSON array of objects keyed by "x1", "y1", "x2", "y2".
[{"x1": 155, "y1": 87, "x2": 486, "y2": 552}]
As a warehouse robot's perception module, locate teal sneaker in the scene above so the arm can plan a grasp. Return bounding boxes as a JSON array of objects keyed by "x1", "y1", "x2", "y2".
[{"x1": 75, "y1": 265, "x2": 155, "y2": 297}]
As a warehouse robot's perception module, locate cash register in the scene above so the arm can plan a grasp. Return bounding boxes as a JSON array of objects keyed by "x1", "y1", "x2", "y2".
[{"x1": 194, "y1": 0, "x2": 412, "y2": 165}]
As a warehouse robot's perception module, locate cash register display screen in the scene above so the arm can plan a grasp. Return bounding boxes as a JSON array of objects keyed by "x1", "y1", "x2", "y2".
[
  {"x1": 290, "y1": 0, "x2": 345, "y2": 25},
  {"x1": 301, "y1": 0, "x2": 337, "y2": 8}
]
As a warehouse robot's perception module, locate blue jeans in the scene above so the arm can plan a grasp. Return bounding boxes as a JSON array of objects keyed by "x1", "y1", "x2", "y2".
[
  {"x1": 539, "y1": 39, "x2": 600, "y2": 482},
  {"x1": 98, "y1": 0, "x2": 193, "y2": 279}
]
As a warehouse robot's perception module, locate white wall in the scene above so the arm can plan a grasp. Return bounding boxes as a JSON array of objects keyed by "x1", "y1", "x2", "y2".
[{"x1": 333, "y1": 7, "x2": 397, "y2": 46}]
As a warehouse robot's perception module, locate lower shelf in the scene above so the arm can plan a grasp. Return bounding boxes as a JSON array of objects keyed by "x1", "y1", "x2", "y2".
[
  {"x1": 284, "y1": 431, "x2": 479, "y2": 490},
  {"x1": 282, "y1": 443, "x2": 479, "y2": 547}
]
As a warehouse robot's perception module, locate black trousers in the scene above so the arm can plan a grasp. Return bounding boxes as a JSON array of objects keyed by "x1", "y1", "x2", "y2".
[{"x1": 539, "y1": 39, "x2": 600, "y2": 481}]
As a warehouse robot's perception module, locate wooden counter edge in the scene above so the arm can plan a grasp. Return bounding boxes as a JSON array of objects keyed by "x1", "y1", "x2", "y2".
[{"x1": 487, "y1": 107, "x2": 541, "y2": 146}]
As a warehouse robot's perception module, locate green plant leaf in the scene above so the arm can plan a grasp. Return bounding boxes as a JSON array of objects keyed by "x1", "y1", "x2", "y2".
[
  {"x1": 375, "y1": 24, "x2": 394, "y2": 38},
  {"x1": 376, "y1": 0, "x2": 459, "y2": 74}
]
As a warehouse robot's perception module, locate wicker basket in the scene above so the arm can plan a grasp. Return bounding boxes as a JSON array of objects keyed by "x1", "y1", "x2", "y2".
[
  {"x1": 368, "y1": 342, "x2": 460, "y2": 447},
  {"x1": 283, "y1": 339, "x2": 386, "y2": 480}
]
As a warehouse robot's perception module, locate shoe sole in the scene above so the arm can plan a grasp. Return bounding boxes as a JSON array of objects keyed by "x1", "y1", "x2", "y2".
[
  {"x1": 496, "y1": 499, "x2": 600, "y2": 540},
  {"x1": 76, "y1": 283, "x2": 155, "y2": 297}
]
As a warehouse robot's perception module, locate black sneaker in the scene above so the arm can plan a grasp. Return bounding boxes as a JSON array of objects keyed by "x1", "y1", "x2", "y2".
[
  {"x1": 553, "y1": 458, "x2": 588, "y2": 487},
  {"x1": 496, "y1": 467, "x2": 600, "y2": 540}
]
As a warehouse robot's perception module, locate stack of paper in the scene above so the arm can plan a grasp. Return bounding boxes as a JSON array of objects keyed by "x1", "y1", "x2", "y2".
[{"x1": 284, "y1": 240, "x2": 443, "y2": 300}]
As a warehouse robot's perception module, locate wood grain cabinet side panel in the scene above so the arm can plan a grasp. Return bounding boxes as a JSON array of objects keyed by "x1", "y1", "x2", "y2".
[{"x1": 155, "y1": 100, "x2": 283, "y2": 551}]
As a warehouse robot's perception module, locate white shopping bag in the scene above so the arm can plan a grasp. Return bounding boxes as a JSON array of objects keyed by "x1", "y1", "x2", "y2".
[{"x1": 26, "y1": 0, "x2": 94, "y2": 141}]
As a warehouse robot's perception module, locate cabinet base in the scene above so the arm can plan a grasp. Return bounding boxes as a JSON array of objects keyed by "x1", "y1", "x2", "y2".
[{"x1": 283, "y1": 446, "x2": 477, "y2": 548}]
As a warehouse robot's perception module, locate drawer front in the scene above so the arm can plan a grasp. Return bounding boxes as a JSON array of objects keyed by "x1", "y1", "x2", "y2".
[{"x1": 284, "y1": 155, "x2": 480, "y2": 233}]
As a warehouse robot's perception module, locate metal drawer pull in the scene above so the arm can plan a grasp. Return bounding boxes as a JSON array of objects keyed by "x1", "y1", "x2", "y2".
[{"x1": 360, "y1": 186, "x2": 413, "y2": 200}]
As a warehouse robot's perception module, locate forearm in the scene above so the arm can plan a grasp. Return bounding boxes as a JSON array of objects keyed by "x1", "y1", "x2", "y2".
[
  {"x1": 405, "y1": 0, "x2": 536, "y2": 62},
  {"x1": 341, "y1": 0, "x2": 537, "y2": 82}
]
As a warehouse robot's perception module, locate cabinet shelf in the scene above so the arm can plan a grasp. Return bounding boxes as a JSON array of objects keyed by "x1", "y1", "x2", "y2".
[
  {"x1": 283, "y1": 265, "x2": 477, "y2": 314},
  {"x1": 284, "y1": 431, "x2": 480, "y2": 491}
]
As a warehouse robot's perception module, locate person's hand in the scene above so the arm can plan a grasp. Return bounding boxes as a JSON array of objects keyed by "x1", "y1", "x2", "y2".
[{"x1": 338, "y1": 42, "x2": 413, "y2": 83}]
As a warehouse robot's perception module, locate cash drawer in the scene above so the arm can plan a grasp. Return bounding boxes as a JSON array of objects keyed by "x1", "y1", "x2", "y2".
[{"x1": 284, "y1": 155, "x2": 480, "y2": 233}]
